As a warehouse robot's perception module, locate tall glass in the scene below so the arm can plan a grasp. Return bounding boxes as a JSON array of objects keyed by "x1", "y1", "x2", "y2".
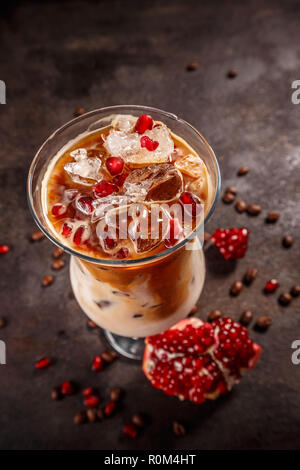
[{"x1": 27, "y1": 105, "x2": 220, "y2": 359}]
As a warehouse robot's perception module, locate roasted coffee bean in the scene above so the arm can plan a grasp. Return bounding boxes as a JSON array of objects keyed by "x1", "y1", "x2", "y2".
[
  {"x1": 52, "y1": 259, "x2": 65, "y2": 270},
  {"x1": 278, "y1": 292, "x2": 292, "y2": 306},
  {"x1": 186, "y1": 61, "x2": 198, "y2": 71},
  {"x1": 225, "y1": 186, "x2": 237, "y2": 196},
  {"x1": 132, "y1": 413, "x2": 145, "y2": 428},
  {"x1": 227, "y1": 69, "x2": 237, "y2": 79},
  {"x1": 240, "y1": 310, "x2": 253, "y2": 326},
  {"x1": 208, "y1": 309, "x2": 222, "y2": 322},
  {"x1": 255, "y1": 316, "x2": 272, "y2": 330},
  {"x1": 290, "y1": 285, "x2": 300, "y2": 297},
  {"x1": 110, "y1": 387, "x2": 122, "y2": 402},
  {"x1": 74, "y1": 107, "x2": 85, "y2": 116},
  {"x1": 266, "y1": 211, "x2": 280, "y2": 223},
  {"x1": 204, "y1": 232, "x2": 210, "y2": 243},
  {"x1": 173, "y1": 421, "x2": 187, "y2": 437},
  {"x1": 235, "y1": 200, "x2": 247, "y2": 213},
  {"x1": 73, "y1": 411, "x2": 86, "y2": 425},
  {"x1": 243, "y1": 268, "x2": 258, "y2": 285},
  {"x1": 31, "y1": 230, "x2": 45, "y2": 242},
  {"x1": 230, "y1": 281, "x2": 243, "y2": 296},
  {"x1": 0, "y1": 317, "x2": 6, "y2": 329},
  {"x1": 247, "y1": 204, "x2": 262, "y2": 216},
  {"x1": 87, "y1": 319, "x2": 99, "y2": 329},
  {"x1": 237, "y1": 166, "x2": 250, "y2": 176},
  {"x1": 189, "y1": 305, "x2": 198, "y2": 315},
  {"x1": 101, "y1": 350, "x2": 117, "y2": 363},
  {"x1": 222, "y1": 191, "x2": 235, "y2": 204},
  {"x1": 52, "y1": 247, "x2": 64, "y2": 259},
  {"x1": 282, "y1": 235, "x2": 294, "y2": 248},
  {"x1": 96, "y1": 408, "x2": 104, "y2": 420},
  {"x1": 86, "y1": 408, "x2": 98, "y2": 423},
  {"x1": 51, "y1": 387, "x2": 62, "y2": 401},
  {"x1": 42, "y1": 275, "x2": 54, "y2": 287}
]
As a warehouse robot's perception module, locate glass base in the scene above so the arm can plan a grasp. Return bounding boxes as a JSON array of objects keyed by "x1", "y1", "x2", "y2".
[{"x1": 103, "y1": 330, "x2": 145, "y2": 361}]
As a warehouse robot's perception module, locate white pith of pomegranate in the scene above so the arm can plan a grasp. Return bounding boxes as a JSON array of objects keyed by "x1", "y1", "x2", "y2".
[{"x1": 143, "y1": 317, "x2": 261, "y2": 404}]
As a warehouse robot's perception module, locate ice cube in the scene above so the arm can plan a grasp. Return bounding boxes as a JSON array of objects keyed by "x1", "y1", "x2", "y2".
[
  {"x1": 111, "y1": 115, "x2": 136, "y2": 133},
  {"x1": 70, "y1": 148, "x2": 88, "y2": 161},
  {"x1": 174, "y1": 154, "x2": 206, "y2": 179},
  {"x1": 91, "y1": 195, "x2": 131, "y2": 223},
  {"x1": 64, "y1": 157, "x2": 101, "y2": 185},
  {"x1": 104, "y1": 130, "x2": 141, "y2": 158}
]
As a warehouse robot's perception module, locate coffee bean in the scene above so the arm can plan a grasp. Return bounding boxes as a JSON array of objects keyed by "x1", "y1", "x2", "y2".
[
  {"x1": 237, "y1": 166, "x2": 249, "y2": 176},
  {"x1": 290, "y1": 285, "x2": 300, "y2": 297},
  {"x1": 282, "y1": 235, "x2": 293, "y2": 248},
  {"x1": 240, "y1": 310, "x2": 253, "y2": 326},
  {"x1": 278, "y1": 292, "x2": 292, "y2": 306},
  {"x1": 243, "y1": 268, "x2": 258, "y2": 285},
  {"x1": 0, "y1": 317, "x2": 6, "y2": 329},
  {"x1": 73, "y1": 411, "x2": 86, "y2": 425},
  {"x1": 42, "y1": 275, "x2": 54, "y2": 287},
  {"x1": 235, "y1": 200, "x2": 247, "y2": 213},
  {"x1": 189, "y1": 305, "x2": 198, "y2": 315},
  {"x1": 222, "y1": 191, "x2": 235, "y2": 204},
  {"x1": 227, "y1": 69, "x2": 237, "y2": 79},
  {"x1": 52, "y1": 247, "x2": 64, "y2": 259},
  {"x1": 31, "y1": 230, "x2": 45, "y2": 242},
  {"x1": 132, "y1": 413, "x2": 144, "y2": 428},
  {"x1": 51, "y1": 386, "x2": 62, "y2": 401},
  {"x1": 266, "y1": 211, "x2": 280, "y2": 223},
  {"x1": 208, "y1": 309, "x2": 222, "y2": 322},
  {"x1": 101, "y1": 350, "x2": 117, "y2": 363},
  {"x1": 87, "y1": 319, "x2": 99, "y2": 329},
  {"x1": 173, "y1": 420, "x2": 187, "y2": 437},
  {"x1": 204, "y1": 232, "x2": 210, "y2": 243},
  {"x1": 255, "y1": 316, "x2": 272, "y2": 330},
  {"x1": 74, "y1": 107, "x2": 85, "y2": 116},
  {"x1": 96, "y1": 408, "x2": 104, "y2": 420},
  {"x1": 110, "y1": 387, "x2": 121, "y2": 402},
  {"x1": 225, "y1": 186, "x2": 237, "y2": 196},
  {"x1": 247, "y1": 204, "x2": 262, "y2": 216},
  {"x1": 230, "y1": 281, "x2": 243, "y2": 296},
  {"x1": 186, "y1": 61, "x2": 198, "y2": 71},
  {"x1": 52, "y1": 259, "x2": 65, "y2": 270},
  {"x1": 86, "y1": 408, "x2": 98, "y2": 423}
]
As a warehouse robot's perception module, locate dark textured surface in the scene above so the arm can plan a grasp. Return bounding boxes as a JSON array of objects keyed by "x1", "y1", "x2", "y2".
[{"x1": 0, "y1": 0, "x2": 300, "y2": 450}]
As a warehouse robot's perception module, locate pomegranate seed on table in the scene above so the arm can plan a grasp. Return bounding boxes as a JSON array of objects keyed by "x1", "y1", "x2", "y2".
[
  {"x1": 76, "y1": 196, "x2": 94, "y2": 215},
  {"x1": 93, "y1": 180, "x2": 118, "y2": 198},
  {"x1": 0, "y1": 244, "x2": 10, "y2": 254},
  {"x1": 140, "y1": 136, "x2": 159, "y2": 151},
  {"x1": 105, "y1": 156, "x2": 124, "y2": 176},
  {"x1": 123, "y1": 423, "x2": 138, "y2": 438},
  {"x1": 62, "y1": 222, "x2": 72, "y2": 237},
  {"x1": 211, "y1": 227, "x2": 249, "y2": 259},
  {"x1": 61, "y1": 381, "x2": 75, "y2": 396},
  {"x1": 35, "y1": 357, "x2": 51, "y2": 370},
  {"x1": 82, "y1": 387, "x2": 93, "y2": 397},
  {"x1": 134, "y1": 114, "x2": 153, "y2": 134},
  {"x1": 92, "y1": 355, "x2": 104, "y2": 372},
  {"x1": 51, "y1": 204, "x2": 67, "y2": 217},
  {"x1": 264, "y1": 279, "x2": 279, "y2": 293},
  {"x1": 112, "y1": 173, "x2": 128, "y2": 187},
  {"x1": 104, "y1": 401, "x2": 116, "y2": 416},
  {"x1": 84, "y1": 395, "x2": 99, "y2": 407}
]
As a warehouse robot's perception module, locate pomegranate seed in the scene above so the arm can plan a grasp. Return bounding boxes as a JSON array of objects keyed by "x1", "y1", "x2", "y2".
[
  {"x1": 104, "y1": 236, "x2": 118, "y2": 250},
  {"x1": 51, "y1": 204, "x2": 67, "y2": 217},
  {"x1": 211, "y1": 228, "x2": 249, "y2": 260},
  {"x1": 113, "y1": 173, "x2": 128, "y2": 187},
  {"x1": 93, "y1": 180, "x2": 118, "y2": 198},
  {"x1": 105, "y1": 156, "x2": 124, "y2": 176},
  {"x1": 179, "y1": 191, "x2": 201, "y2": 216},
  {"x1": 104, "y1": 401, "x2": 116, "y2": 416},
  {"x1": 0, "y1": 244, "x2": 10, "y2": 254},
  {"x1": 123, "y1": 423, "x2": 138, "y2": 438},
  {"x1": 73, "y1": 226, "x2": 86, "y2": 245},
  {"x1": 140, "y1": 136, "x2": 159, "y2": 151},
  {"x1": 77, "y1": 196, "x2": 94, "y2": 215},
  {"x1": 134, "y1": 114, "x2": 153, "y2": 134},
  {"x1": 115, "y1": 247, "x2": 129, "y2": 259},
  {"x1": 62, "y1": 223, "x2": 73, "y2": 237},
  {"x1": 84, "y1": 395, "x2": 99, "y2": 407},
  {"x1": 35, "y1": 357, "x2": 51, "y2": 370},
  {"x1": 264, "y1": 279, "x2": 279, "y2": 293},
  {"x1": 92, "y1": 355, "x2": 104, "y2": 372},
  {"x1": 82, "y1": 387, "x2": 93, "y2": 397},
  {"x1": 164, "y1": 219, "x2": 181, "y2": 248},
  {"x1": 61, "y1": 381, "x2": 74, "y2": 396}
]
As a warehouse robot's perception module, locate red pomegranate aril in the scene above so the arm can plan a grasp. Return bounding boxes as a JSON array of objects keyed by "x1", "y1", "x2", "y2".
[
  {"x1": 77, "y1": 196, "x2": 94, "y2": 215},
  {"x1": 84, "y1": 395, "x2": 99, "y2": 407},
  {"x1": 104, "y1": 236, "x2": 118, "y2": 250},
  {"x1": 62, "y1": 223, "x2": 72, "y2": 237},
  {"x1": 0, "y1": 244, "x2": 10, "y2": 254},
  {"x1": 179, "y1": 191, "x2": 201, "y2": 216},
  {"x1": 135, "y1": 114, "x2": 153, "y2": 134},
  {"x1": 61, "y1": 381, "x2": 75, "y2": 396},
  {"x1": 211, "y1": 228, "x2": 249, "y2": 260},
  {"x1": 92, "y1": 355, "x2": 104, "y2": 372},
  {"x1": 264, "y1": 279, "x2": 279, "y2": 293},
  {"x1": 115, "y1": 247, "x2": 129, "y2": 259},
  {"x1": 140, "y1": 136, "x2": 159, "y2": 151},
  {"x1": 93, "y1": 180, "x2": 118, "y2": 198},
  {"x1": 73, "y1": 226, "x2": 85, "y2": 245},
  {"x1": 51, "y1": 204, "x2": 67, "y2": 217},
  {"x1": 104, "y1": 401, "x2": 116, "y2": 416},
  {"x1": 35, "y1": 357, "x2": 51, "y2": 370},
  {"x1": 164, "y1": 219, "x2": 181, "y2": 248},
  {"x1": 123, "y1": 423, "x2": 138, "y2": 438},
  {"x1": 82, "y1": 387, "x2": 93, "y2": 397},
  {"x1": 112, "y1": 173, "x2": 128, "y2": 187},
  {"x1": 105, "y1": 156, "x2": 124, "y2": 176}
]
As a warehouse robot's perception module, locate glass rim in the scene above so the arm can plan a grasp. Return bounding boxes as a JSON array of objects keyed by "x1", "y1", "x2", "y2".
[{"x1": 27, "y1": 104, "x2": 221, "y2": 266}]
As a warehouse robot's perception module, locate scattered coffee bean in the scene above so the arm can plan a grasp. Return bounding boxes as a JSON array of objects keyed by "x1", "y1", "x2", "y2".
[
  {"x1": 52, "y1": 247, "x2": 64, "y2": 259},
  {"x1": 255, "y1": 316, "x2": 272, "y2": 330},
  {"x1": 208, "y1": 309, "x2": 222, "y2": 322},
  {"x1": 186, "y1": 61, "x2": 198, "y2": 71},
  {"x1": 74, "y1": 106, "x2": 85, "y2": 116},
  {"x1": 110, "y1": 387, "x2": 121, "y2": 402},
  {"x1": 227, "y1": 69, "x2": 237, "y2": 79},
  {"x1": 204, "y1": 232, "x2": 211, "y2": 243},
  {"x1": 0, "y1": 317, "x2": 6, "y2": 329},
  {"x1": 51, "y1": 386, "x2": 62, "y2": 401},
  {"x1": 52, "y1": 259, "x2": 65, "y2": 270},
  {"x1": 173, "y1": 420, "x2": 187, "y2": 437},
  {"x1": 42, "y1": 275, "x2": 54, "y2": 287},
  {"x1": 290, "y1": 285, "x2": 300, "y2": 297},
  {"x1": 31, "y1": 230, "x2": 45, "y2": 242},
  {"x1": 225, "y1": 186, "x2": 237, "y2": 196},
  {"x1": 230, "y1": 281, "x2": 243, "y2": 296},
  {"x1": 240, "y1": 310, "x2": 253, "y2": 326},
  {"x1": 74, "y1": 411, "x2": 86, "y2": 425},
  {"x1": 266, "y1": 211, "x2": 280, "y2": 223},
  {"x1": 278, "y1": 292, "x2": 292, "y2": 306},
  {"x1": 243, "y1": 268, "x2": 258, "y2": 285},
  {"x1": 235, "y1": 200, "x2": 247, "y2": 213},
  {"x1": 247, "y1": 204, "x2": 262, "y2": 216},
  {"x1": 222, "y1": 191, "x2": 235, "y2": 204},
  {"x1": 237, "y1": 166, "x2": 250, "y2": 176},
  {"x1": 86, "y1": 408, "x2": 98, "y2": 423},
  {"x1": 87, "y1": 318, "x2": 99, "y2": 329},
  {"x1": 97, "y1": 407, "x2": 104, "y2": 420},
  {"x1": 101, "y1": 350, "x2": 117, "y2": 363},
  {"x1": 282, "y1": 235, "x2": 294, "y2": 248},
  {"x1": 189, "y1": 305, "x2": 198, "y2": 315},
  {"x1": 132, "y1": 413, "x2": 144, "y2": 428}
]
